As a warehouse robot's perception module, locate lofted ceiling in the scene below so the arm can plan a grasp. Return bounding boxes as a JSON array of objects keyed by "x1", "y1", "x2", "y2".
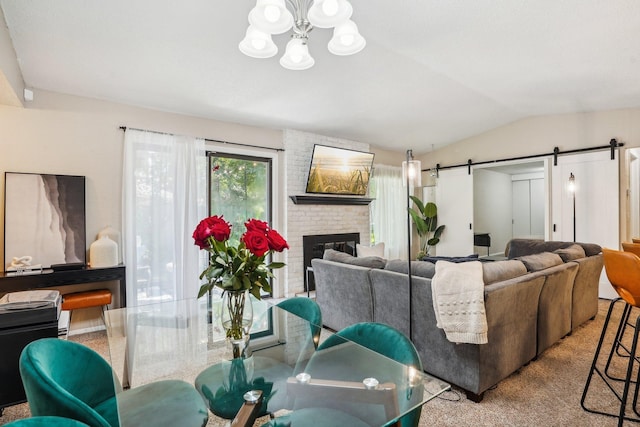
[{"x1": 1, "y1": 0, "x2": 639, "y2": 154}]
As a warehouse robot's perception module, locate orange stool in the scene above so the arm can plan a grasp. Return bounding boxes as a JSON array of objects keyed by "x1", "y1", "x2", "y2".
[
  {"x1": 581, "y1": 249, "x2": 640, "y2": 425},
  {"x1": 623, "y1": 241, "x2": 640, "y2": 258},
  {"x1": 61, "y1": 289, "x2": 112, "y2": 333}
]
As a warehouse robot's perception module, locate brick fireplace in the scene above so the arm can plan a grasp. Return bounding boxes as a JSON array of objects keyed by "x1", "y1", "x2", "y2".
[{"x1": 284, "y1": 130, "x2": 371, "y2": 296}]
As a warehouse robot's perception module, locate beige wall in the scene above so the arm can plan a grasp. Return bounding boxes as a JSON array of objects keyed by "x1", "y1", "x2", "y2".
[
  {"x1": 0, "y1": 89, "x2": 283, "y2": 273},
  {"x1": 419, "y1": 108, "x2": 640, "y2": 169},
  {"x1": 370, "y1": 146, "x2": 407, "y2": 167}
]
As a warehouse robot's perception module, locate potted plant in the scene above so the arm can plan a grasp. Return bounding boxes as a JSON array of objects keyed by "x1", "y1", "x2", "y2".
[{"x1": 408, "y1": 196, "x2": 445, "y2": 259}]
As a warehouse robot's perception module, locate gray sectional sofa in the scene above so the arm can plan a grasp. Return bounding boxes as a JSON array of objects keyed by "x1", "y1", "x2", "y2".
[{"x1": 311, "y1": 239, "x2": 603, "y2": 402}]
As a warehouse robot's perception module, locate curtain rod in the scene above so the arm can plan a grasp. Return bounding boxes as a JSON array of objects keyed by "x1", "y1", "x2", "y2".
[
  {"x1": 424, "y1": 138, "x2": 624, "y2": 174},
  {"x1": 119, "y1": 126, "x2": 285, "y2": 152}
]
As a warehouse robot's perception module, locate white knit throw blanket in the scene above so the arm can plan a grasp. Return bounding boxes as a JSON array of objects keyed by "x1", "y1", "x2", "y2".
[{"x1": 431, "y1": 260, "x2": 488, "y2": 344}]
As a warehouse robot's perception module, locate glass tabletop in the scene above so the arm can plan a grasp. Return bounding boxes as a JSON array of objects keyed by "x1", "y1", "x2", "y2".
[{"x1": 104, "y1": 297, "x2": 450, "y2": 426}]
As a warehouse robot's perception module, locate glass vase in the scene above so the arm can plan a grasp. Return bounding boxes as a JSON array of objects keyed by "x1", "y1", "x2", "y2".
[{"x1": 221, "y1": 289, "x2": 253, "y2": 358}]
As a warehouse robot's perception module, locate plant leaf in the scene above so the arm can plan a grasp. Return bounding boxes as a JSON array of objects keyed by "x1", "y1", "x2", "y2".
[
  {"x1": 424, "y1": 202, "x2": 437, "y2": 218},
  {"x1": 409, "y1": 195, "x2": 425, "y2": 214},
  {"x1": 409, "y1": 209, "x2": 429, "y2": 236},
  {"x1": 434, "y1": 225, "x2": 445, "y2": 238},
  {"x1": 266, "y1": 262, "x2": 285, "y2": 269}
]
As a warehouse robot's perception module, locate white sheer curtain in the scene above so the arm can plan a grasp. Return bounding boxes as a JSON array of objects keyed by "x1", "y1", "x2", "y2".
[
  {"x1": 370, "y1": 164, "x2": 408, "y2": 260},
  {"x1": 123, "y1": 129, "x2": 207, "y2": 306}
]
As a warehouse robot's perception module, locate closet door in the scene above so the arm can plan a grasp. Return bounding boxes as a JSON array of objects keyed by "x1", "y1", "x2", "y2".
[
  {"x1": 551, "y1": 151, "x2": 619, "y2": 298},
  {"x1": 512, "y1": 180, "x2": 531, "y2": 238},
  {"x1": 435, "y1": 168, "x2": 474, "y2": 256}
]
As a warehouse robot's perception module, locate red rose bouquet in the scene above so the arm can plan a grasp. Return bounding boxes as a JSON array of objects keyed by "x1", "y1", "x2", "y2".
[{"x1": 194, "y1": 216, "x2": 289, "y2": 300}]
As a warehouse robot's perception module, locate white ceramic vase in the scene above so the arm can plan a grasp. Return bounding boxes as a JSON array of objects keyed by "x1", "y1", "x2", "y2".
[
  {"x1": 98, "y1": 226, "x2": 122, "y2": 263},
  {"x1": 90, "y1": 235, "x2": 118, "y2": 268}
]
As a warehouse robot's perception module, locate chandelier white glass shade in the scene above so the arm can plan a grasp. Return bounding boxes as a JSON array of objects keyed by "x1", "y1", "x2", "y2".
[
  {"x1": 280, "y1": 38, "x2": 315, "y2": 70},
  {"x1": 240, "y1": 0, "x2": 365, "y2": 70}
]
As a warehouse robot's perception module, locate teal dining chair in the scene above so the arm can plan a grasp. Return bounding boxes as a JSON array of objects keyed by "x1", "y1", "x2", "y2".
[
  {"x1": 262, "y1": 322, "x2": 424, "y2": 427},
  {"x1": 276, "y1": 298, "x2": 322, "y2": 348},
  {"x1": 19, "y1": 338, "x2": 209, "y2": 427},
  {"x1": 4, "y1": 417, "x2": 90, "y2": 427}
]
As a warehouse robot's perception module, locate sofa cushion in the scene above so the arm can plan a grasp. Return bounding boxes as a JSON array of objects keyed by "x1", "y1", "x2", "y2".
[
  {"x1": 579, "y1": 243, "x2": 603, "y2": 257},
  {"x1": 553, "y1": 244, "x2": 586, "y2": 262},
  {"x1": 384, "y1": 260, "x2": 436, "y2": 278},
  {"x1": 517, "y1": 252, "x2": 564, "y2": 272},
  {"x1": 505, "y1": 238, "x2": 602, "y2": 258},
  {"x1": 482, "y1": 260, "x2": 528, "y2": 285},
  {"x1": 323, "y1": 249, "x2": 386, "y2": 269},
  {"x1": 356, "y1": 242, "x2": 385, "y2": 258}
]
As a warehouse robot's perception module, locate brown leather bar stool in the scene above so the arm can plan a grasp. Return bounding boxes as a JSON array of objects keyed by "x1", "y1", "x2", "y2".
[
  {"x1": 61, "y1": 289, "x2": 112, "y2": 333},
  {"x1": 622, "y1": 241, "x2": 640, "y2": 258},
  {"x1": 581, "y1": 248, "x2": 640, "y2": 426}
]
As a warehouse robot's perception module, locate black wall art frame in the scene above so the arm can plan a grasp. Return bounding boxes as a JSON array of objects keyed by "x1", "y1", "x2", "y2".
[{"x1": 4, "y1": 172, "x2": 86, "y2": 270}]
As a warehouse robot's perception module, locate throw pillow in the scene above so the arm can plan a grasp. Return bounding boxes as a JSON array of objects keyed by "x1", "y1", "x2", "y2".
[
  {"x1": 482, "y1": 260, "x2": 528, "y2": 285},
  {"x1": 516, "y1": 252, "x2": 563, "y2": 272},
  {"x1": 356, "y1": 242, "x2": 385, "y2": 258},
  {"x1": 553, "y1": 244, "x2": 586, "y2": 262},
  {"x1": 323, "y1": 249, "x2": 386, "y2": 269},
  {"x1": 384, "y1": 260, "x2": 436, "y2": 278}
]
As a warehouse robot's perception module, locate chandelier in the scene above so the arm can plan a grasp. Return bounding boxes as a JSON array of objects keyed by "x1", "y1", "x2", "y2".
[{"x1": 239, "y1": 0, "x2": 366, "y2": 71}]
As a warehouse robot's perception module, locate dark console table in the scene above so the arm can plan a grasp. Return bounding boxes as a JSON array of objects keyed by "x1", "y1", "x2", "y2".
[{"x1": 0, "y1": 265, "x2": 127, "y2": 307}]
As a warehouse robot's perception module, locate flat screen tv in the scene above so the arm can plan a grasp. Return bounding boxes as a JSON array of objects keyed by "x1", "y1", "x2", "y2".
[
  {"x1": 305, "y1": 145, "x2": 375, "y2": 196},
  {"x1": 4, "y1": 172, "x2": 86, "y2": 270}
]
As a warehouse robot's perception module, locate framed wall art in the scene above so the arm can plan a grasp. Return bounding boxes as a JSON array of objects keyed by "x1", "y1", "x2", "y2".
[{"x1": 4, "y1": 172, "x2": 86, "y2": 270}]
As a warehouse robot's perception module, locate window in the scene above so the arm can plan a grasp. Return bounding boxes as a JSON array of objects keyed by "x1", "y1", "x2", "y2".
[{"x1": 207, "y1": 151, "x2": 274, "y2": 301}]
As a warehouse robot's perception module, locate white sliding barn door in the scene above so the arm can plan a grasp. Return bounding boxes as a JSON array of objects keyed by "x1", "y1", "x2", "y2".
[
  {"x1": 551, "y1": 151, "x2": 619, "y2": 299},
  {"x1": 435, "y1": 168, "x2": 474, "y2": 256}
]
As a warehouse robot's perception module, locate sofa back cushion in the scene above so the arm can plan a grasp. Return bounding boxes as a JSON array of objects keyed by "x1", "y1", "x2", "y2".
[
  {"x1": 517, "y1": 252, "x2": 564, "y2": 272},
  {"x1": 553, "y1": 244, "x2": 586, "y2": 262},
  {"x1": 323, "y1": 249, "x2": 386, "y2": 269},
  {"x1": 505, "y1": 238, "x2": 601, "y2": 258},
  {"x1": 384, "y1": 260, "x2": 436, "y2": 278},
  {"x1": 482, "y1": 260, "x2": 528, "y2": 285}
]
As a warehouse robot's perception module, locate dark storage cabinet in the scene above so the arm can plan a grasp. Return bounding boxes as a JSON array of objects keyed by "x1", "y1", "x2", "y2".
[
  {"x1": 0, "y1": 320, "x2": 58, "y2": 413},
  {"x1": 0, "y1": 291, "x2": 61, "y2": 415}
]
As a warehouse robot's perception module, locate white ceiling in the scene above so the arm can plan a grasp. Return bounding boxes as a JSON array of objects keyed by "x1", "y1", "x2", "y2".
[{"x1": 2, "y1": 0, "x2": 639, "y2": 154}]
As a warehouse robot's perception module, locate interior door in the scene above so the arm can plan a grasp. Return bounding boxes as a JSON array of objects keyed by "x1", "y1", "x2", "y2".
[
  {"x1": 530, "y1": 178, "x2": 545, "y2": 238},
  {"x1": 551, "y1": 151, "x2": 619, "y2": 298},
  {"x1": 512, "y1": 180, "x2": 531, "y2": 238},
  {"x1": 435, "y1": 168, "x2": 474, "y2": 256}
]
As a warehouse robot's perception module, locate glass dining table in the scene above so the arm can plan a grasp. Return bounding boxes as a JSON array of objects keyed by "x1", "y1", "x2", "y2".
[{"x1": 104, "y1": 297, "x2": 450, "y2": 426}]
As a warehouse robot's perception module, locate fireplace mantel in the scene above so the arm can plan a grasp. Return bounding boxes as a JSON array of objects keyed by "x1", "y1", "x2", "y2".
[{"x1": 289, "y1": 195, "x2": 374, "y2": 205}]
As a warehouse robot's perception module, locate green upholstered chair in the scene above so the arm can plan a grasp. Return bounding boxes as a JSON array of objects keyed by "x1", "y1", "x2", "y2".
[
  {"x1": 4, "y1": 417, "x2": 90, "y2": 426},
  {"x1": 19, "y1": 338, "x2": 209, "y2": 427},
  {"x1": 262, "y1": 322, "x2": 423, "y2": 427},
  {"x1": 276, "y1": 298, "x2": 322, "y2": 349}
]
